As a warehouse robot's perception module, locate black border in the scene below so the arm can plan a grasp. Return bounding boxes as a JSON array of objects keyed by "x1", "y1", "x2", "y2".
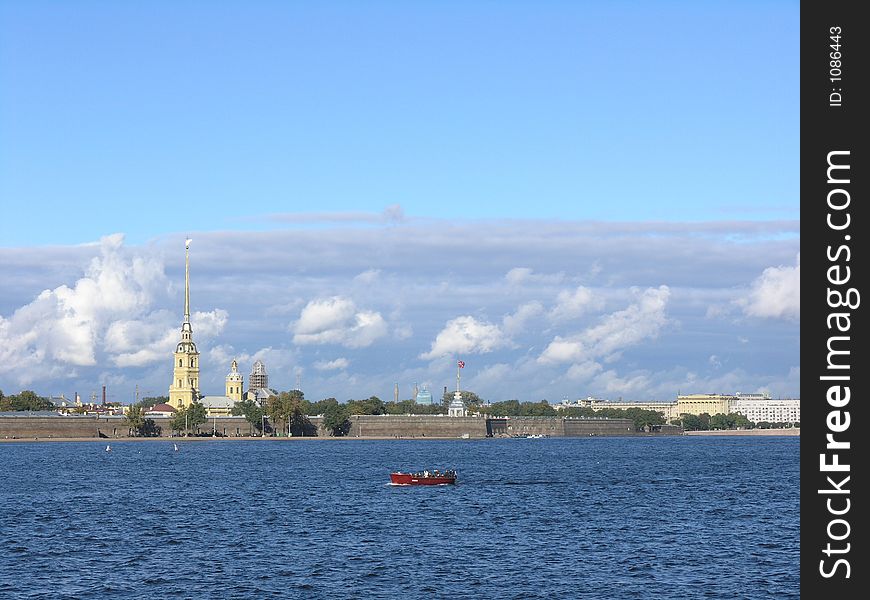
[{"x1": 801, "y1": 1, "x2": 865, "y2": 595}]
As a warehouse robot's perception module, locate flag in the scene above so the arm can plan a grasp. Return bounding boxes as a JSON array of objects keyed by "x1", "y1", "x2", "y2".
[{"x1": 458, "y1": 360, "x2": 465, "y2": 369}]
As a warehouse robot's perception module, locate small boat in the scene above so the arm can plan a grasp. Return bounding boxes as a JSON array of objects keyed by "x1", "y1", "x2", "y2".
[
  {"x1": 390, "y1": 470, "x2": 457, "y2": 485},
  {"x1": 526, "y1": 434, "x2": 544, "y2": 439},
  {"x1": 105, "y1": 444, "x2": 111, "y2": 452},
  {"x1": 173, "y1": 443, "x2": 179, "y2": 451}
]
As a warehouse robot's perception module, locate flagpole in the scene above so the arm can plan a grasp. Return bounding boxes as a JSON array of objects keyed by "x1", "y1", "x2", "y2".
[{"x1": 456, "y1": 361, "x2": 461, "y2": 395}]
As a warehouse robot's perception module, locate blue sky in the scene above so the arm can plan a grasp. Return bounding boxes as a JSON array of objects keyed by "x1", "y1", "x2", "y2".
[{"x1": 0, "y1": 2, "x2": 799, "y2": 405}]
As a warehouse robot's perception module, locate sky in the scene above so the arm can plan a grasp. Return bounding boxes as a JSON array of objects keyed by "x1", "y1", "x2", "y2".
[{"x1": 0, "y1": 1, "x2": 799, "y2": 405}]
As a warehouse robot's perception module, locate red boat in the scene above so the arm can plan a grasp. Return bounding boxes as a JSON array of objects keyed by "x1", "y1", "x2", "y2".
[{"x1": 390, "y1": 469, "x2": 457, "y2": 485}]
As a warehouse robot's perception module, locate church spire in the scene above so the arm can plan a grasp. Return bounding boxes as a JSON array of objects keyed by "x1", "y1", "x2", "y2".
[
  {"x1": 184, "y1": 238, "x2": 192, "y2": 323},
  {"x1": 169, "y1": 237, "x2": 200, "y2": 410}
]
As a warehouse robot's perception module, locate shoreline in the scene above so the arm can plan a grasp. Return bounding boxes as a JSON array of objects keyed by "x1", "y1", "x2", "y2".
[
  {"x1": 683, "y1": 428, "x2": 799, "y2": 436},
  {"x1": 0, "y1": 435, "x2": 479, "y2": 443},
  {"x1": 1, "y1": 429, "x2": 800, "y2": 443}
]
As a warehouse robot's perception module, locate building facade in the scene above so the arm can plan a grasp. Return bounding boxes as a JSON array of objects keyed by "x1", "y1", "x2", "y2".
[
  {"x1": 729, "y1": 396, "x2": 800, "y2": 424},
  {"x1": 226, "y1": 360, "x2": 243, "y2": 402},
  {"x1": 555, "y1": 393, "x2": 800, "y2": 425}
]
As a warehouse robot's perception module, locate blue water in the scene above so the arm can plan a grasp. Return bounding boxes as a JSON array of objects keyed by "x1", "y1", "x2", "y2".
[{"x1": 0, "y1": 437, "x2": 799, "y2": 599}]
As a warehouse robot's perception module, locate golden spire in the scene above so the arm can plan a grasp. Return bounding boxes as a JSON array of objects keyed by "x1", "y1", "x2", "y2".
[{"x1": 184, "y1": 238, "x2": 192, "y2": 323}]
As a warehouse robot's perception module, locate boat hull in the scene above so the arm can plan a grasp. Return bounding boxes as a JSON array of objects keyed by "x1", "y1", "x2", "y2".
[{"x1": 390, "y1": 472, "x2": 456, "y2": 485}]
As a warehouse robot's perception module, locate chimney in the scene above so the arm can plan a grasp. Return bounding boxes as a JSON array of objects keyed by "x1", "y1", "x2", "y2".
[{"x1": 102, "y1": 385, "x2": 107, "y2": 405}]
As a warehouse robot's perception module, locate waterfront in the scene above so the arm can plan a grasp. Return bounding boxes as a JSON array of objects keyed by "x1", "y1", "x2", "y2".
[{"x1": 0, "y1": 437, "x2": 799, "y2": 599}]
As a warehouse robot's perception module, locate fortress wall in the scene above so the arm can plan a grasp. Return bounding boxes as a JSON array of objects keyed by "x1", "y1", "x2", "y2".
[
  {"x1": 498, "y1": 417, "x2": 566, "y2": 437},
  {"x1": 2, "y1": 414, "x2": 674, "y2": 440},
  {"x1": 561, "y1": 418, "x2": 637, "y2": 436},
  {"x1": 347, "y1": 415, "x2": 489, "y2": 438},
  {"x1": 1, "y1": 416, "x2": 104, "y2": 439}
]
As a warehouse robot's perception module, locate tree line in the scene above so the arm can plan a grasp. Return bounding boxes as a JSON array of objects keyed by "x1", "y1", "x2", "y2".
[
  {"x1": 0, "y1": 390, "x2": 55, "y2": 412},
  {"x1": 673, "y1": 412, "x2": 798, "y2": 431}
]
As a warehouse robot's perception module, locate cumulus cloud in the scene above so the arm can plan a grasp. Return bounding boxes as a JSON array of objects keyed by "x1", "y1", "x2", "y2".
[
  {"x1": 0, "y1": 218, "x2": 800, "y2": 401},
  {"x1": 292, "y1": 296, "x2": 387, "y2": 348},
  {"x1": 314, "y1": 358, "x2": 350, "y2": 371},
  {"x1": 738, "y1": 254, "x2": 800, "y2": 319},
  {"x1": 0, "y1": 235, "x2": 178, "y2": 383},
  {"x1": 538, "y1": 286, "x2": 671, "y2": 370},
  {"x1": 548, "y1": 286, "x2": 602, "y2": 322},
  {"x1": 420, "y1": 315, "x2": 511, "y2": 360},
  {"x1": 502, "y1": 302, "x2": 544, "y2": 335}
]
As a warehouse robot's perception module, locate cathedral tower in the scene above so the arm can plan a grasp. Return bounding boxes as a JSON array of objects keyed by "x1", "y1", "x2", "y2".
[
  {"x1": 168, "y1": 239, "x2": 201, "y2": 409},
  {"x1": 226, "y1": 359, "x2": 243, "y2": 402}
]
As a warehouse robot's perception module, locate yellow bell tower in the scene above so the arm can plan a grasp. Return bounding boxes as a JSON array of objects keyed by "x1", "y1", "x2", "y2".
[
  {"x1": 226, "y1": 359, "x2": 243, "y2": 402},
  {"x1": 168, "y1": 239, "x2": 200, "y2": 409}
]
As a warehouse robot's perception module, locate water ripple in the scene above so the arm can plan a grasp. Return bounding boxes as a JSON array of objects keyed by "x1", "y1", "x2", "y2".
[{"x1": 0, "y1": 437, "x2": 798, "y2": 599}]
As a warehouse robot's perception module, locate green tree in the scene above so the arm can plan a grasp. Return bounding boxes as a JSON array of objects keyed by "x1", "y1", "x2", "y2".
[
  {"x1": 559, "y1": 406, "x2": 598, "y2": 419},
  {"x1": 6, "y1": 390, "x2": 55, "y2": 412},
  {"x1": 170, "y1": 401, "x2": 207, "y2": 435},
  {"x1": 489, "y1": 400, "x2": 522, "y2": 416},
  {"x1": 522, "y1": 401, "x2": 557, "y2": 416},
  {"x1": 347, "y1": 396, "x2": 385, "y2": 415},
  {"x1": 141, "y1": 419, "x2": 161, "y2": 437},
  {"x1": 441, "y1": 390, "x2": 483, "y2": 407},
  {"x1": 623, "y1": 408, "x2": 665, "y2": 431},
  {"x1": 384, "y1": 399, "x2": 446, "y2": 415},
  {"x1": 232, "y1": 398, "x2": 265, "y2": 434},
  {"x1": 124, "y1": 405, "x2": 146, "y2": 436},
  {"x1": 186, "y1": 400, "x2": 208, "y2": 433},
  {"x1": 142, "y1": 395, "x2": 169, "y2": 406},
  {"x1": 322, "y1": 402, "x2": 351, "y2": 436},
  {"x1": 170, "y1": 407, "x2": 189, "y2": 435},
  {"x1": 679, "y1": 414, "x2": 705, "y2": 431},
  {"x1": 307, "y1": 397, "x2": 339, "y2": 416},
  {"x1": 266, "y1": 391, "x2": 311, "y2": 436}
]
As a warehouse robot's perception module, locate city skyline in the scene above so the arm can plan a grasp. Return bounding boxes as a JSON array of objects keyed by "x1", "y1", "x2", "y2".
[{"x1": 0, "y1": 2, "x2": 799, "y2": 405}]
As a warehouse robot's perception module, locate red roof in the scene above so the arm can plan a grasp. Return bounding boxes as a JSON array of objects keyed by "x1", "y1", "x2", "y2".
[{"x1": 150, "y1": 403, "x2": 176, "y2": 413}]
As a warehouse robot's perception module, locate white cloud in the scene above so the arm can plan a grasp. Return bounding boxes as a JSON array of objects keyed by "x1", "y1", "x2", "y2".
[
  {"x1": 0, "y1": 235, "x2": 177, "y2": 383},
  {"x1": 579, "y1": 286, "x2": 670, "y2": 359},
  {"x1": 538, "y1": 337, "x2": 585, "y2": 365},
  {"x1": 538, "y1": 286, "x2": 671, "y2": 383},
  {"x1": 502, "y1": 301, "x2": 544, "y2": 335},
  {"x1": 353, "y1": 269, "x2": 381, "y2": 284},
  {"x1": 738, "y1": 254, "x2": 800, "y2": 319},
  {"x1": 420, "y1": 315, "x2": 511, "y2": 360},
  {"x1": 505, "y1": 267, "x2": 565, "y2": 285},
  {"x1": 108, "y1": 309, "x2": 228, "y2": 368},
  {"x1": 0, "y1": 219, "x2": 800, "y2": 402},
  {"x1": 548, "y1": 286, "x2": 602, "y2": 322},
  {"x1": 591, "y1": 370, "x2": 653, "y2": 397},
  {"x1": 314, "y1": 358, "x2": 350, "y2": 371},
  {"x1": 292, "y1": 296, "x2": 387, "y2": 348}
]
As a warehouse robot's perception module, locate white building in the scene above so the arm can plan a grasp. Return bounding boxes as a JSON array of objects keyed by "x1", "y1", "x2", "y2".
[{"x1": 729, "y1": 396, "x2": 800, "y2": 424}]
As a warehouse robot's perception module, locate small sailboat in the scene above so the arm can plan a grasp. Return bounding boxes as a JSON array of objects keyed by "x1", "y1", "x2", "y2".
[
  {"x1": 105, "y1": 444, "x2": 111, "y2": 452},
  {"x1": 173, "y1": 443, "x2": 179, "y2": 451}
]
